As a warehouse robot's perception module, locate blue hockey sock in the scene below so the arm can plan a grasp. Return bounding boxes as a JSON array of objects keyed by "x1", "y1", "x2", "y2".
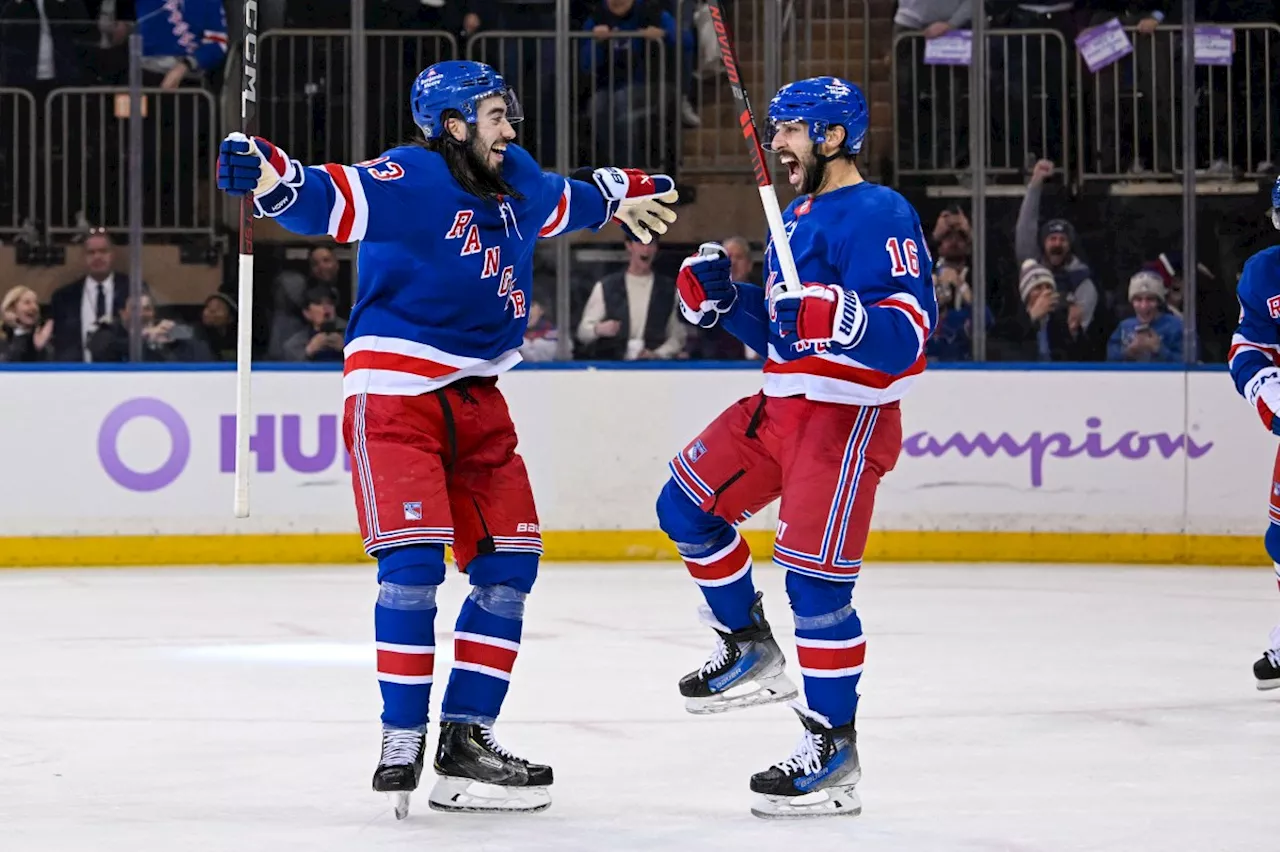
[
  {"x1": 375, "y1": 581, "x2": 439, "y2": 730},
  {"x1": 787, "y1": 571, "x2": 863, "y2": 727},
  {"x1": 656, "y1": 479, "x2": 757, "y2": 631},
  {"x1": 440, "y1": 584, "x2": 526, "y2": 726}
]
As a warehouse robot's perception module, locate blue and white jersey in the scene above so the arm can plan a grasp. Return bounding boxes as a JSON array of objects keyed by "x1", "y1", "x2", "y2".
[
  {"x1": 135, "y1": 0, "x2": 228, "y2": 70},
  {"x1": 1229, "y1": 245, "x2": 1280, "y2": 403},
  {"x1": 267, "y1": 143, "x2": 610, "y2": 398}
]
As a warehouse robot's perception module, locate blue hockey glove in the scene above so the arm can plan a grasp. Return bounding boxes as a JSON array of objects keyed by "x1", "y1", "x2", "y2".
[
  {"x1": 217, "y1": 132, "x2": 304, "y2": 217},
  {"x1": 770, "y1": 283, "x2": 867, "y2": 349},
  {"x1": 676, "y1": 242, "x2": 738, "y2": 328}
]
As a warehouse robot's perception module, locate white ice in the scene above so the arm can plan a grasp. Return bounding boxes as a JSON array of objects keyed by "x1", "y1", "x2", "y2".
[{"x1": 1, "y1": 562, "x2": 1279, "y2": 852}]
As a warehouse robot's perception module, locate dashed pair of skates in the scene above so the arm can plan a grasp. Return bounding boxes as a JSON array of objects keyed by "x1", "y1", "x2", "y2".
[
  {"x1": 678, "y1": 592, "x2": 862, "y2": 820},
  {"x1": 373, "y1": 721, "x2": 552, "y2": 819}
]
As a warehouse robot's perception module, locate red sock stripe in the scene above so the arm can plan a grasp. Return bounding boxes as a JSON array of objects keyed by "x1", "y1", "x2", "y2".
[
  {"x1": 685, "y1": 535, "x2": 750, "y2": 583},
  {"x1": 377, "y1": 649, "x2": 435, "y2": 678},
  {"x1": 454, "y1": 638, "x2": 519, "y2": 674},
  {"x1": 796, "y1": 640, "x2": 866, "y2": 672}
]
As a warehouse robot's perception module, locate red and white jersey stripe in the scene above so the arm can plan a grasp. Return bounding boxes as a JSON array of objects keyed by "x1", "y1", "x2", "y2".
[
  {"x1": 310, "y1": 164, "x2": 371, "y2": 243},
  {"x1": 682, "y1": 532, "x2": 751, "y2": 588},
  {"x1": 453, "y1": 632, "x2": 521, "y2": 682},
  {"x1": 538, "y1": 180, "x2": 573, "y2": 238},
  {"x1": 343, "y1": 336, "x2": 522, "y2": 398},
  {"x1": 1228, "y1": 333, "x2": 1280, "y2": 372},
  {"x1": 763, "y1": 293, "x2": 929, "y2": 406},
  {"x1": 376, "y1": 641, "x2": 435, "y2": 685},
  {"x1": 795, "y1": 635, "x2": 866, "y2": 679}
]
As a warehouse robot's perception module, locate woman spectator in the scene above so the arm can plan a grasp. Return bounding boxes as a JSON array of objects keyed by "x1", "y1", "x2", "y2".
[{"x1": 1, "y1": 286, "x2": 54, "y2": 362}]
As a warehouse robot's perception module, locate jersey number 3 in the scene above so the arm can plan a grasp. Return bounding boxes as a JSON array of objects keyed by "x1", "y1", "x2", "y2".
[{"x1": 885, "y1": 237, "x2": 920, "y2": 278}]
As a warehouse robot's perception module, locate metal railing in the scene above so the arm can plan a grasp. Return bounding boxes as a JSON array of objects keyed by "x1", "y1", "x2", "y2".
[
  {"x1": 892, "y1": 28, "x2": 1071, "y2": 180},
  {"x1": 0, "y1": 88, "x2": 37, "y2": 235},
  {"x1": 256, "y1": 29, "x2": 459, "y2": 165},
  {"x1": 1076, "y1": 23, "x2": 1280, "y2": 181},
  {"x1": 43, "y1": 87, "x2": 218, "y2": 236}
]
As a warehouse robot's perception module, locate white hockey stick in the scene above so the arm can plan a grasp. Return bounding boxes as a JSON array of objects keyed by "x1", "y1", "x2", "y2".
[
  {"x1": 706, "y1": 0, "x2": 802, "y2": 298},
  {"x1": 233, "y1": 0, "x2": 260, "y2": 518}
]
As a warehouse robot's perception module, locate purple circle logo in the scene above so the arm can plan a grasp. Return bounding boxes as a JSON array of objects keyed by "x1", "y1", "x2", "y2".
[{"x1": 98, "y1": 398, "x2": 191, "y2": 492}]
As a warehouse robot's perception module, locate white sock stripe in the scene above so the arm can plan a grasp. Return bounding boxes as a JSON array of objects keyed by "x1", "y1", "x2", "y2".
[
  {"x1": 452, "y1": 661, "x2": 512, "y2": 681},
  {"x1": 375, "y1": 642, "x2": 435, "y2": 654},
  {"x1": 685, "y1": 531, "x2": 744, "y2": 565},
  {"x1": 692, "y1": 560, "x2": 753, "y2": 588},
  {"x1": 794, "y1": 635, "x2": 866, "y2": 650},
  {"x1": 377, "y1": 673, "x2": 434, "y2": 685},
  {"x1": 800, "y1": 664, "x2": 864, "y2": 679},
  {"x1": 453, "y1": 632, "x2": 521, "y2": 652}
]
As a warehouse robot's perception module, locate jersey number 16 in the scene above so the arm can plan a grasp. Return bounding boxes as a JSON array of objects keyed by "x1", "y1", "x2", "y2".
[{"x1": 885, "y1": 237, "x2": 920, "y2": 278}]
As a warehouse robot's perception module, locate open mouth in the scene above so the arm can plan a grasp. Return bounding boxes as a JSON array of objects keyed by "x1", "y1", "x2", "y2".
[
  {"x1": 779, "y1": 154, "x2": 801, "y2": 184},
  {"x1": 491, "y1": 145, "x2": 506, "y2": 162}
]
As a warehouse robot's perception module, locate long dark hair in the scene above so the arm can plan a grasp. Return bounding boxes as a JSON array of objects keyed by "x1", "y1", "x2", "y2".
[{"x1": 417, "y1": 110, "x2": 523, "y2": 203}]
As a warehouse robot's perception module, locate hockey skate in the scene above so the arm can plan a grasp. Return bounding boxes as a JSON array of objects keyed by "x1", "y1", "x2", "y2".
[
  {"x1": 1255, "y1": 625, "x2": 1280, "y2": 690},
  {"x1": 427, "y1": 722, "x2": 553, "y2": 813},
  {"x1": 749, "y1": 702, "x2": 862, "y2": 820},
  {"x1": 679, "y1": 592, "x2": 798, "y2": 715},
  {"x1": 372, "y1": 726, "x2": 426, "y2": 820}
]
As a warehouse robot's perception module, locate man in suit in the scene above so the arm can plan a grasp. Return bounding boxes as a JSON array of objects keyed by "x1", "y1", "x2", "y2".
[{"x1": 49, "y1": 229, "x2": 142, "y2": 362}]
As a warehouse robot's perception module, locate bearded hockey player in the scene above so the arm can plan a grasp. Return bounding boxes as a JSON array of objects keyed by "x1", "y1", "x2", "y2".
[
  {"x1": 216, "y1": 60, "x2": 678, "y2": 818},
  {"x1": 656, "y1": 77, "x2": 935, "y2": 818}
]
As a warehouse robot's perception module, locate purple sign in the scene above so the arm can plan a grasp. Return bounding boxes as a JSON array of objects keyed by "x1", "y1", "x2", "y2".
[
  {"x1": 1076, "y1": 18, "x2": 1133, "y2": 73},
  {"x1": 1195, "y1": 26, "x2": 1234, "y2": 66},
  {"x1": 924, "y1": 31, "x2": 972, "y2": 66},
  {"x1": 97, "y1": 399, "x2": 351, "y2": 493},
  {"x1": 902, "y1": 416, "x2": 1212, "y2": 488},
  {"x1": 98, "y1": 398, "x2": 192, "y2": 492}
]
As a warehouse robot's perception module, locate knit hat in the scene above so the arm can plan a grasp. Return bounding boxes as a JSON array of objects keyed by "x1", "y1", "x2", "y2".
[
  {"x1": 204, "y1": 292, "x2": 238, "y2": 313},
  {"x1": 1018, "y1": 259, "x2": 1055, "y2": 303},
  {"x1": 1038, "y1": 218, "x2": 1076, "y2": 246},
  {"x1": 1128, "y1": 269, "x2": 1167, "y2": 302}
]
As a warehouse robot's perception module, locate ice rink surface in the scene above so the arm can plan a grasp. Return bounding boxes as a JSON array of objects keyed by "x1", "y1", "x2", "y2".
[{"x1": 2, "y1": 561, "x2": 1279, "y2": 852}]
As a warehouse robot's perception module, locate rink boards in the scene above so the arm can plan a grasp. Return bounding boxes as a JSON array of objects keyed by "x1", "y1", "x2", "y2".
[{"x1": 0, "y1": 365, "x2": 1270, "y2": 566}]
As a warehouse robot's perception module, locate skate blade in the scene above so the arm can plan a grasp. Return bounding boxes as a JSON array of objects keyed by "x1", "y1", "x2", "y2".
[
  {"x1": 427, "y1": 775, "x2": 551, "y2": 814},
  {"x1": 750, "y1": 785, "x2": 862, "y2": 820},
  {"x1": 685, "y1": 672, "x2": 799, "y2": 715},
  {"x1": 1257, "y1": 678, "x2": 1280, "y2": 690},
  {"x1": 385, "y1": 791, "x2": 411, "y2": 820}
]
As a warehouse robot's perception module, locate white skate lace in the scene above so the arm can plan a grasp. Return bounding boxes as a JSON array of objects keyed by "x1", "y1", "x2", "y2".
[
  {"x1": 381, "y1": 728, "x2": 422, "y2": 766},
  {"x1": 701, "y1": 636, "x2": 733, "y2": 675},
  {"x1": 1267, "y1": 648, "x2": 1280, "y2": 668},
  {"x1": 480, "y1": 726, "x2": 521, "y2": 763},
  {"x1": 772, "y1": 730, "x2": 824, "y2": 777}
]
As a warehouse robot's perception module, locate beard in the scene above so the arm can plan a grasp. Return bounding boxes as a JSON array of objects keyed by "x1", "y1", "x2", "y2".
[
  {"x1": 799, "y1": 151, "x2": 828, "y2": 196},
  {"x1": 465, "y1": 135, "x2": 502, "y2": 179}
]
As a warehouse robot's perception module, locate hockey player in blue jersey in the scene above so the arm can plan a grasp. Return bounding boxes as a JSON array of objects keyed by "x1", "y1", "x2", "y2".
[
  {"x1": 216, "y1": 60, "x2": 678, "y2": 818},
  {"x1": 1228, "y1": 175, "x2": 1280, "y2": 690},
  {"x1": 658, "y1": 77, "x2": 936, "y2": 818}
]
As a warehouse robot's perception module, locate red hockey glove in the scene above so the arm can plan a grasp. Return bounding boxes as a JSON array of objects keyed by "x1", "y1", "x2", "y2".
[
  {"x1": 1246, "y1": 366, "x2": 1280, "y2": 436},
  {"x1": 590, "y1": 167, "x2": 678, "y2": 244},
  {"x1": 676, "y1": 242, "x2": 738, "y2": 328},
  {"x1": 770, "y1": 284, "x2": 867, "y2": 348}
]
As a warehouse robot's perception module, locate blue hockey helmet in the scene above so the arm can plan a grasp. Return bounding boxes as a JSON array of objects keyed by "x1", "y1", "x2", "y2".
[
  {"x1": 410, "y1": 60, "x2": 523, "y2": 141},
  {"x1": 764, "y1": 76, "x2": 868, "y2": 156}
]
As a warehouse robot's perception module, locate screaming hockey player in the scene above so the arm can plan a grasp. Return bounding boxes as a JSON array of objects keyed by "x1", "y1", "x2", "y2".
[
  {"x1": 656, "y1": 77, "x2": 935, "y2": 819},
  {"x1": 216, "y1": 60, "x2": 677, "y2": 818},
  {"x1": 1228, "y1": 175, "x2": 1280, "y2": 691}
]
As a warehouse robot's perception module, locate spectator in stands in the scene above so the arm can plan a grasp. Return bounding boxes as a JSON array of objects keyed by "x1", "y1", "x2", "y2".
[
  {"x1": 88, "y1": 292, "x2": 202, "y2": 362},
  {"x1": 521, "y1": 299, "x2": 559, "y2": 362},
  {"x1": 48, "y1": 229, "x2": 140, "y2": 362},
  {"x1": 197, "y1": 292, "x2": 237, "y2": 361},
  {"x1": 926, "y1": 258, "x2": 991, "y2": 361},
  {"x1": 126, "y1": 0, "x2": 229, "y2": 89},
  {"x1": 1106, "y1": 270, "x2": 1183, "y2": 361},
  {"x1": 990, "y1": 260, "x2": 1097, "y2": 361},
  {"x1": 685, "y1": 236, "x2": 750, "y2": 360},
  {"x1": 577, "y1": 234, "x2": 686, "y2": 360},
  {"x1": 581, "y1": 0, "x2": 675, "y2": 167},
  {"x1": 0, "y1": 0, "x2": 94, "y2": 89},
  {"x1": 283, "y1": 288, "x2": 347, "y2": 362},
  {"x1": 891, "y1": 0, "x2": 973, "y2": 174},
  {"x1": 269, "y1": 246, "x2": 345, "y2": 359},
  {"x1": 0, "y1": 286, "x2": 54, "y2": 362},
  {"x1": 1015, "y1": 160, "x2": 1098, "y2": 333},
  {"x1": 1145, "y1": 251, "x2": 1231, "y2": 361}
]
